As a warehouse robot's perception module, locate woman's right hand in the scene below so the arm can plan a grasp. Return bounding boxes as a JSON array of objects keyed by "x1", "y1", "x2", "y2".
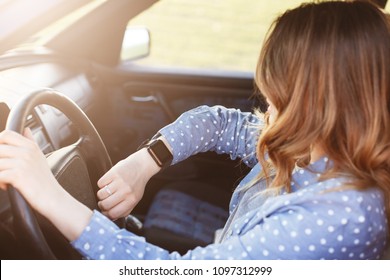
[
  {"x1": 96, "y1": 148, "x2": 161, "y2": 220},
  {"x1": 0, "y1": 130, "x2": 94, "y2": 241},
  {"x1": 0, "y1": 130, "x2": 62, "y2": 212}
]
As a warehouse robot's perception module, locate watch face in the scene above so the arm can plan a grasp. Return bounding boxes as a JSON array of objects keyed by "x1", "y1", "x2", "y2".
[{"x1": 148, "y1": 139, "x2": 173, "y2": 167}]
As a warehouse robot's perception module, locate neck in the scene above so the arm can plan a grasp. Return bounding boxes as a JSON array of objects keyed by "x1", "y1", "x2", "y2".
[{"x1": 310, "y1": 145, "x2": 325, "y2": 163}]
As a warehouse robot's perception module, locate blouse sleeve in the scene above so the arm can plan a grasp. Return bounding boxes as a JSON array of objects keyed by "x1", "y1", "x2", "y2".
[
  {"x1": 72, "y1": 184, "x2": 387, "y2": 260},
  {"x1": 70, "y1": 210, "x2": 253, "y2": 260},
  {"x1": 159, "y1": 105, "x2": 263, "y2": 168}
]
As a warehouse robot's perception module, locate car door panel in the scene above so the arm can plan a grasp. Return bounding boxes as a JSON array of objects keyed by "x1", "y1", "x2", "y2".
[
  {"x1": 100, "y1": 66, "x2": 264, "y2": 160},
  {"x1": 95, "y1": 65, "x2": 264, "y2": 215}
]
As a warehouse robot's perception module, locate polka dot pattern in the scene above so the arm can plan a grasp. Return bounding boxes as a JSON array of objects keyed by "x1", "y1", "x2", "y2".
[
  {"x1": 71, "y1": 106, "x2": 387, "y2": 260},
  {"x1": 159, "y1": 105, "x2": 261, "y2": 167}
]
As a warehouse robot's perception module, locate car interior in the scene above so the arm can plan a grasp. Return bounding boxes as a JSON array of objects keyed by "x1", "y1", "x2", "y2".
[
  {"x1": 0, "y1": 0, "x2": 389, "y2": 260},
  {"x1": 0, "y1": 0, "x2": 267, "y2": 259}
]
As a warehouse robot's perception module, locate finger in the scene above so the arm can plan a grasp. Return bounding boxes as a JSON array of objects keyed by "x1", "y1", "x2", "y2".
[
  {"x1": 0, "y1": 158, "x2": 21, "y2": 172},
  {"x1": 102, "y1": 202, "x2": 134, "y2": 221},
  {"x1": 0, "y1": 130, "x2": 31, "y2": 147},
  {"x1": 23, "y1": 128, "x2": 35, "y2": 142},
  {"x1": 0, "y1": 169, "x2": 17, "y2": 189},
  {"x1": 97, "y1": 170, "x2": 114, "y2": 189},
  {"x1": 0, "y1": 157, "x2": 31, "y2": 189},
  {"x1": 97, "y1": 183, "x2": 116, "y2": 200},
  {"x1": 0, "y1": 130, "x2": 24, "y2": 145},
  {"x1": 0, "y1": 182, "x2": 8, "y2": 191},
  {"x1": 97, "y1": 190, "x2": 124, "y2": 212},
  {"x1": 0, "y1": 145, "x2": 24, "y2": 158}
]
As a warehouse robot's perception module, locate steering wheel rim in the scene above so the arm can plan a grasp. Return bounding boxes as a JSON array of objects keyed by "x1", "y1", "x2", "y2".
[{"x1": 6, "y1": 88, "x2": 114, "y2": 259}]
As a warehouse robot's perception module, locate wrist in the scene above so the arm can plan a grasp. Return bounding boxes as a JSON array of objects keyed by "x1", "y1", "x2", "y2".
[
  {"x1": 137, "y1": 135, "x2": 173, "y2": 170},
  {"x1": 45, "y1": 183, "x2": 93, "y2": 241},
  {"x1": 128, "y1": 148, "x2": 162, "y2": 178},
  {"x1": 23, "y1": 177, "x2": 92, "y2": 242},
  {"x1": 31, "y1": 179, "x2": 64, "y2": 216}
]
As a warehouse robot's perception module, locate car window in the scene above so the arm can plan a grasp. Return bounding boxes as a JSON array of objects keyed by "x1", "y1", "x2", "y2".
[
  {"x1": 125, "y1": 0, "x2": 310, "y2": 73},
  {"x1": 124, "y1": 0, "x2": 390, "y2": 73}
]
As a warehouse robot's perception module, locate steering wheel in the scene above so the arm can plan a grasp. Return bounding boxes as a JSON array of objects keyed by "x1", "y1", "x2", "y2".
[{"x1": 6, "y1": 89, "x2": 121, "y2": 259}]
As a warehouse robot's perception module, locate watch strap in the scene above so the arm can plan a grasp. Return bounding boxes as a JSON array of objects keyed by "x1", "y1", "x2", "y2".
[{"x1": 137, "y1": 133, "x2": 173, "y2": 169}]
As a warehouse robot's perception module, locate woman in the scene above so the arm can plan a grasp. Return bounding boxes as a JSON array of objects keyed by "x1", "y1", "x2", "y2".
[{"x1": 0, "y1": 1, "x2": 389, "y2": 259}]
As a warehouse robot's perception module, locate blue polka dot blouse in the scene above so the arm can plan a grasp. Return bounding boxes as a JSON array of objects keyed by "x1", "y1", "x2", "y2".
[{"x1": 72, "y1": 105, "x2": 388, "y2": 259}]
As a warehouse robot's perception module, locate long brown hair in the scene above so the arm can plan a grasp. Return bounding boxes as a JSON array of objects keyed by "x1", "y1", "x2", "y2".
[{"x1": 255, "y1": 1, "x2": 390, "y2": 223}]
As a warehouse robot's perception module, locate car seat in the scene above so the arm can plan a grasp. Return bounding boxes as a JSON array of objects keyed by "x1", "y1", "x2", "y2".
[{"x1": 128, "y1": 181, "x2": 231, "y2": 254}]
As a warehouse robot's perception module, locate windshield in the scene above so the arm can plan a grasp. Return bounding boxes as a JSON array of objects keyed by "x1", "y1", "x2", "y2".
[{"x1": 0, "y1": 0, "x2": 94, "y2": 54}]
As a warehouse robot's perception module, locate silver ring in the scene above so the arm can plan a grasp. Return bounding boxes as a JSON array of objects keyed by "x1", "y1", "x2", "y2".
[{"x1": 105, "y1": 185, "x2": 113, "y2": 196}]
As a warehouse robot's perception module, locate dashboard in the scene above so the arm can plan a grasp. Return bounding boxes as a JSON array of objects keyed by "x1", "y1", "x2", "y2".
[{"x1": 0, "y1": 62, "x2": 96, "y2": 152}]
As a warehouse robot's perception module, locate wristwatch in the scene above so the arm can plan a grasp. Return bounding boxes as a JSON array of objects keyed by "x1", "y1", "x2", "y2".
[{"x1": 138, "y1": 134, "x2": 173, "y2": 169}]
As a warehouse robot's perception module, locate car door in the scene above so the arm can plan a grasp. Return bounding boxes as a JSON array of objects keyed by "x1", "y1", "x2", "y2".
[
  {"x1": 36, "y1": 0, "x2": 313, "y2": 215},
  {"x1": 91, "y1": 0, "x2": 275, "y2": 214},
  {"x1": 102, "y1": 66, "x2": 263, "y2": 162},
  {"x1": 100, "y1": 0, "x2": 314, "y2": 161},
  {"x1": 113, "y1": 0, "x2": 269, "y2": 152}
]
